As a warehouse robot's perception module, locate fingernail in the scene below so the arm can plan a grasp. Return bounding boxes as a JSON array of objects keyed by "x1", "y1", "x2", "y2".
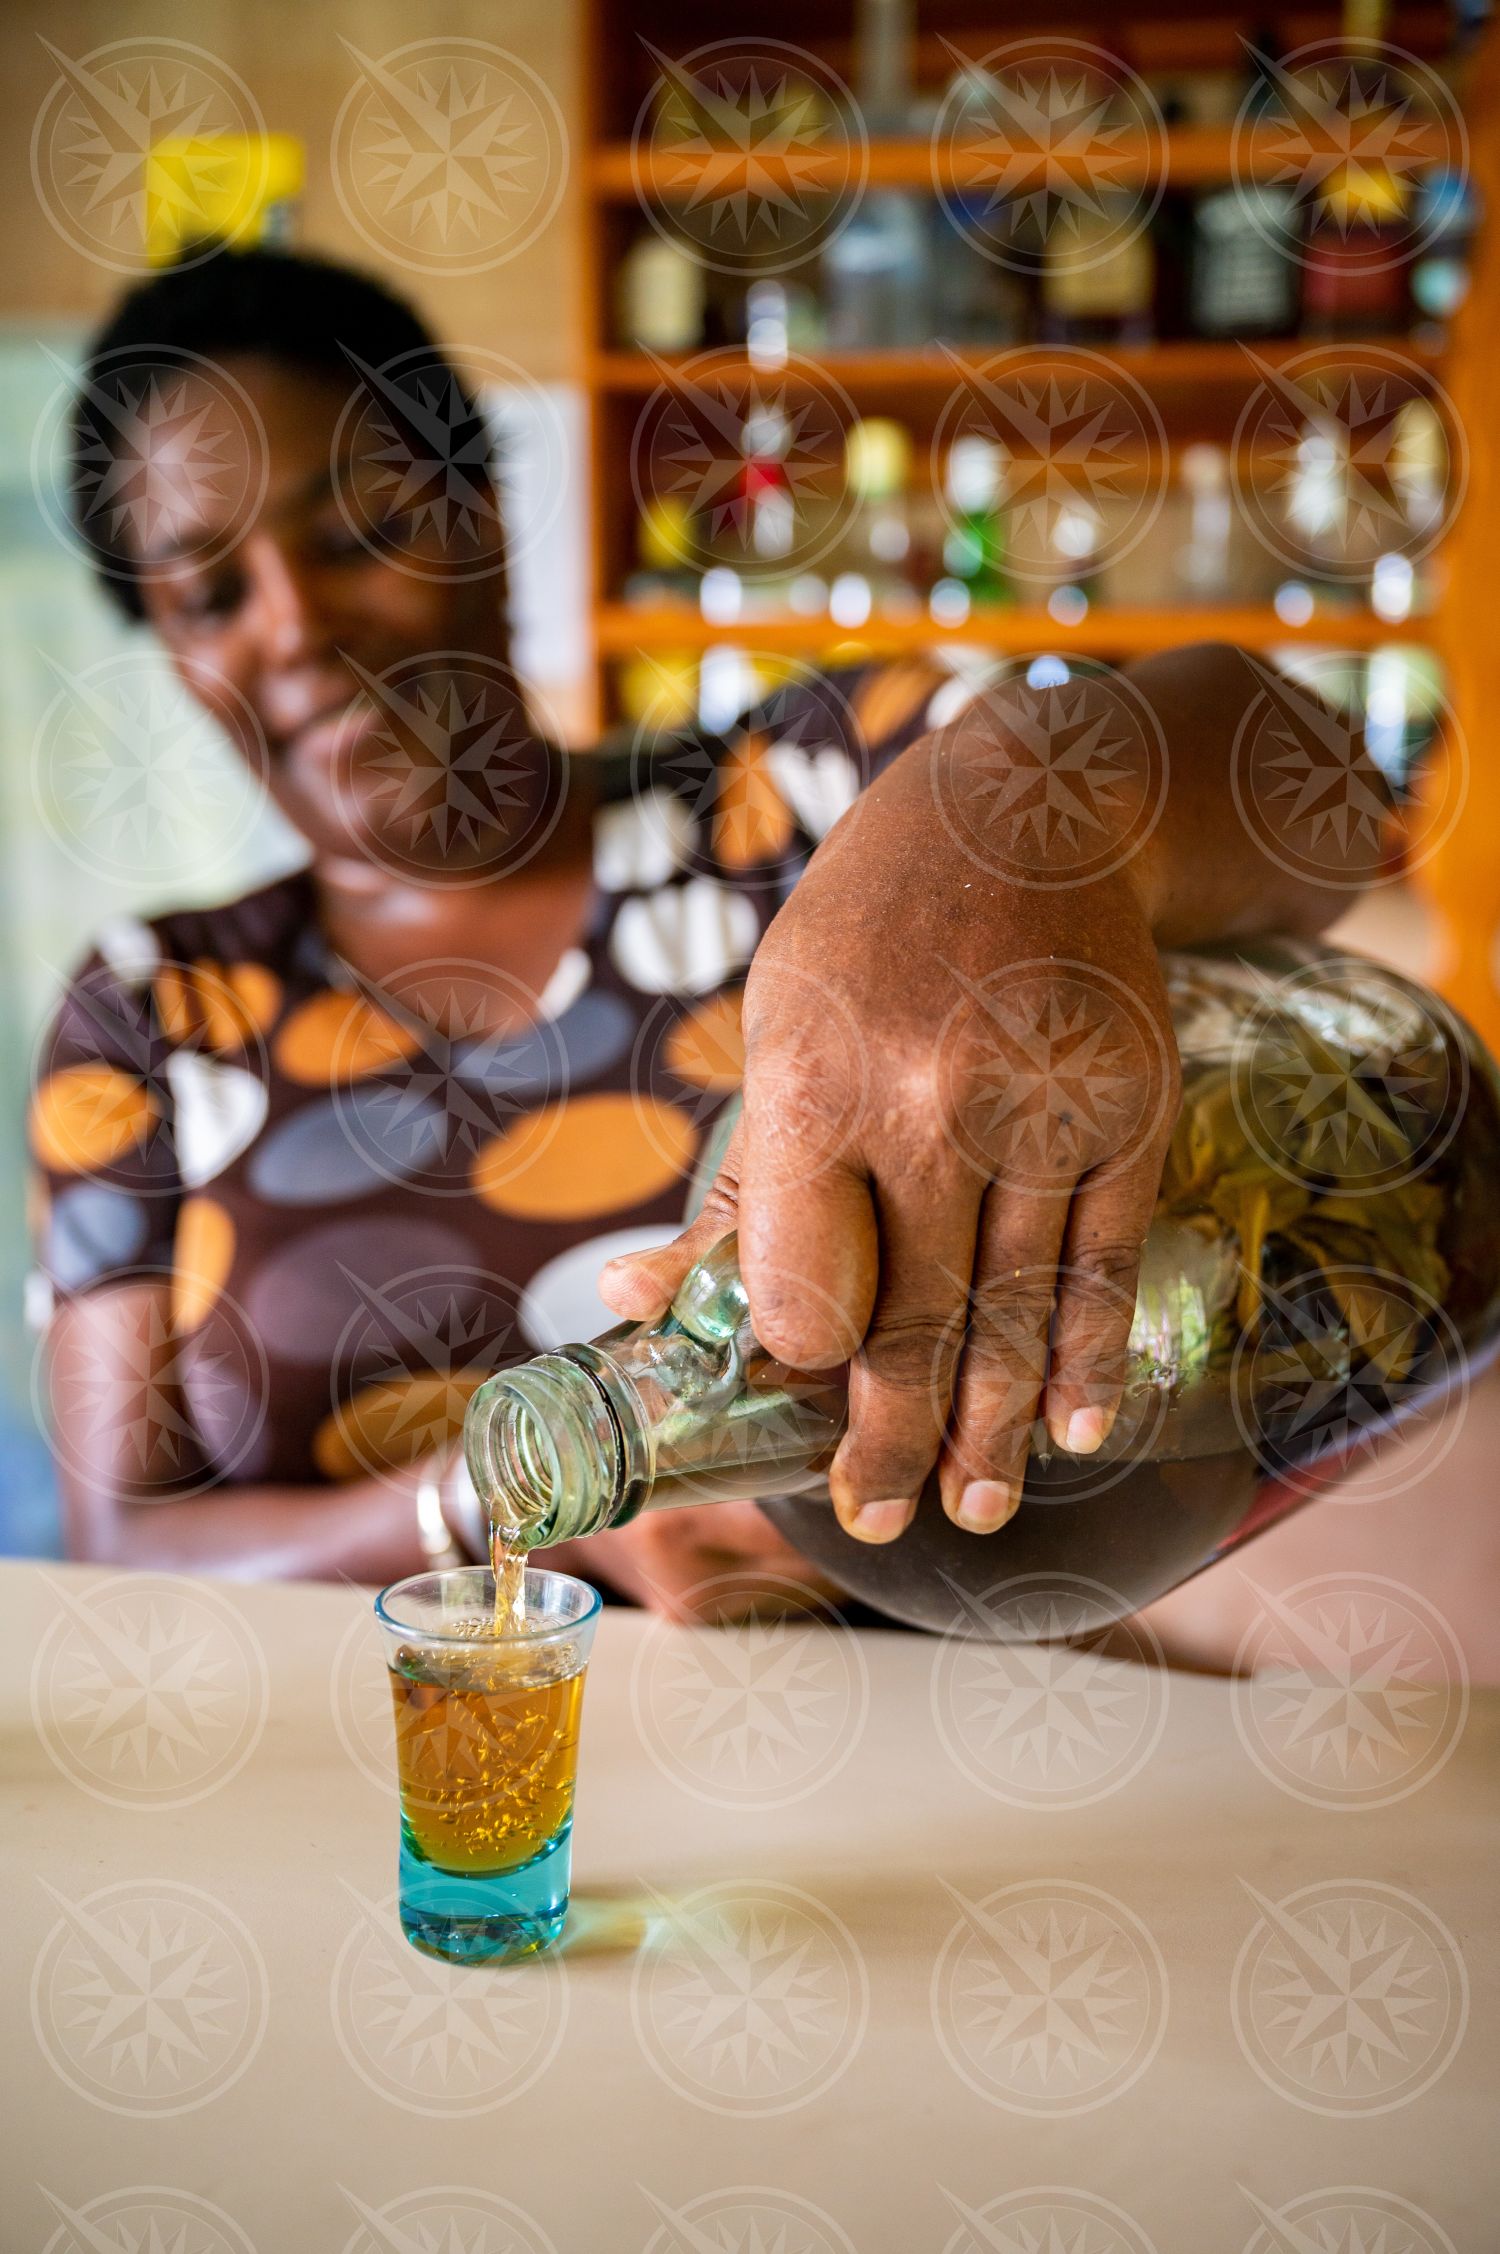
[
  {"x1": 848, "y1": 1498, "x2": 914, "y2": 1543},
  {"x1": 1064, "y1": 1406, "x2": 1112, "y2": 1455},
  {"x1": 956, "y1": 1480, "x2": 1017, "y2": 1533}
]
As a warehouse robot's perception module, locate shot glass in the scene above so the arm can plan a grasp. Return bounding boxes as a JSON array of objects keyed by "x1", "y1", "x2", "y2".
[{"x1": 373, "y1": 1567, "x2": 601, "y2": 1965}]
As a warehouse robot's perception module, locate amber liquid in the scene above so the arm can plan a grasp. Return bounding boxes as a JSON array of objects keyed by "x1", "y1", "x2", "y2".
[
  {"x1": 389, "y1": 1641, "x2": 584, "y2": 1875},
  {"x1": 490, "y1": 1519, "x2": 527, "y2": 1636}
]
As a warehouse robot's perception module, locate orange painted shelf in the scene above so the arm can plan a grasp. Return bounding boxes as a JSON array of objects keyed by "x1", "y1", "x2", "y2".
[
  {"x1": 589, "y1": 335, "x2": 1446, "y2": 394},
  {"x1": 593, "y1": 602, "x2": 1434, "y2": 658},
  {"x1": 592, "y1": 121, "x2": 1456, "y2": 201}
]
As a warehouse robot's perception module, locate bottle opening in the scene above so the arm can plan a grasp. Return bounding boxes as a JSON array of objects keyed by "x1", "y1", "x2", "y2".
[{"x1": 492, "y1": 1392, "x2": 560, "y2": 1533}]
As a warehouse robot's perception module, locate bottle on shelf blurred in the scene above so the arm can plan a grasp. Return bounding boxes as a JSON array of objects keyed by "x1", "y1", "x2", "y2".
[
  {"x1": 1187, "y1": 181, "x2": 1302, "y2": 337},
  {"x1": 1040, "y1": 195, "x2": 1156, "y2": 345},
  {"x1": 1301, "y1": 163, "x2": 1412, "y2": 336},
  {"x1": 830, "y1": 416, "x2": 920, "y2": 625},
  {"x1": 616, "y1": 230, "x2": 705, "y2": 351},
  {"x1": 824, "y1": 0, "x2": 931, "y2": 346},
  {"x1": 937, "y1": 435, "x2": 1014, "y2": 614},
  {"x1": 622, "y1": 496, "x2": 698, "y2": 610},
  {"x1": 1174, "y1": 443, "x2": 1235, "y2": 600},
  {"x1": 929, "y1": 195, "x2": 1031, "y2": 344},
  {"x1": 1411, "y1": 167, "x2": 1475, "y2": 327}
]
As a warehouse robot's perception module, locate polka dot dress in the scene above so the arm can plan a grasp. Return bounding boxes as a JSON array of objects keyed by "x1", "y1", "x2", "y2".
[{"x1": 27, "y1": 663, "x2": 952, "y2": 1490}]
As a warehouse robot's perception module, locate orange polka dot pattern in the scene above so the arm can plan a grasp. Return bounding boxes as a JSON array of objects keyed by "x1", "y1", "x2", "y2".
[{"x1": 26, "y1": 663, "x2": 946, "y2": 1486}]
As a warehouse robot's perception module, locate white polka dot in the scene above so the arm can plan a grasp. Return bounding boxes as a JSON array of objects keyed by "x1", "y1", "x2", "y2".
[
  {"x1": 536, "y1": 944, "x2": 592, "y2": 1021},
  {"x1": 163, "y1": 1054, "x2": 269, "y2": 1189},
  {"x1": 926, "y1": 666, "x2": 1002, "y2": 730},
  {"x1": 609, "y1": 877, "x2": 760, "y2": 996},
  {"x1": 519, "y1": 1223, "x2": 680, "y2": 1349},
  {"x1": 92, "y1": 915, "x2": 161, "y2": 988},
  {"x1": 24, "y1": 1268, "x2": 55, "y2": 1333},
  {"x1": 593, "y1": 789, "x2": 696, "y2": 891},
  {"x1": 765, "y1": 741, "x2": 860, "y2": 840}
]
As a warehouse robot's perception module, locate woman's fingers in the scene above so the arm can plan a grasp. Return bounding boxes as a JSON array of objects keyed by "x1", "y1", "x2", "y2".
[
  {"x1": 1044, "y1": 1160, "x2": 1160, "y2": 1453},
  {"x1": 937, "y1": 1185, "x2": 1072, "y2": 1530}
]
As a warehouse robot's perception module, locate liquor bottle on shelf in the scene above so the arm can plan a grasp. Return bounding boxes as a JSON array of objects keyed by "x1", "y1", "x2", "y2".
[
  {"x1": 939, "y1": 435, "x2": 1014, "y2": 611},
  {"x1": 1301, "y1": 163, "x2": 1412, "y2": 336},
  {"x1": 929, "y1": 195, "x2": 1031, "y2": 345},
  {"x1": 829, "y1": 417, "x2": 920, "y2": 626},
  {"x1": 1411, "y1": 168, "x2": 1475, "y2": 326},
  {"x1": 1187, "y1": 182, "x2": 1302, "y2": 338},
  {"x1": 1174, "y1": 444, "x2": 1234, "y2": 602},
  {"x1": 616, "y1": 231, "x2": 705, "y2": 352},
  {"x1": 696, "y1": 398, "x2": 802, "y2": 624},
  {"x1": 1040, "y1": 195, "x2": 1156, "y2": 346},
  {"x1": 823, "y1": 0, "x2": 931, "y2": 347},
  {"x1": 621, "y1": 496, "x2": 698, "y2": 611}
]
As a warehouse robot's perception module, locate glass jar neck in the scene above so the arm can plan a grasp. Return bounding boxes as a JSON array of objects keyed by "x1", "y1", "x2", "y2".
[{"x1": 464, "y1": 1352, "x2": 642, "y2": 1551}]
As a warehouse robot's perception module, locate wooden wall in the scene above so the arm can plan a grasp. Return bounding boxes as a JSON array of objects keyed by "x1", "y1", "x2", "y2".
[{"x1": 0, "y1": 0, "x2": 583, "y2": 384}]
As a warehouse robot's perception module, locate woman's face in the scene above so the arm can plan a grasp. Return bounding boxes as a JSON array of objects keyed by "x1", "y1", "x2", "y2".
[{"x1": 129, "y1": 351, "x2": 550, "y2": 880}]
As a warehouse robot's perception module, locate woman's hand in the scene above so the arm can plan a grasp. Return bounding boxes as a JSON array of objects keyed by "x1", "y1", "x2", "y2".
[{"x1": 603, "y1": 671, "x2": 1183, "y2": 1546}]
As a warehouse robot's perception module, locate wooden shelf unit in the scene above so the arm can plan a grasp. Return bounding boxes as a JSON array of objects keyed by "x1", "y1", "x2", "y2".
[{"x1": 576, "y1": 0, "x2": 1462, "y2": 735}]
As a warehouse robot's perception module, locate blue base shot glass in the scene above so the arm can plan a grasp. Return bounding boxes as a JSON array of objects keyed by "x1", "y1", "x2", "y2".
[{"x1": 374, "y1": 1567, "x2": 601, "y2": 1966}]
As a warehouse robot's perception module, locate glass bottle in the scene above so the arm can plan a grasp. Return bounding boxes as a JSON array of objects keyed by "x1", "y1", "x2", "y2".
[{"x1": 466, "y1": 944, "x2": 1500, "y2": 1637}]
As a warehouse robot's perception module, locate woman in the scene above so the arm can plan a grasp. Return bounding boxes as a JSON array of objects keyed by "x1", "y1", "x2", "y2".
[{"x1": 29, "y1": 246, "x2": 1390, "y2": 1624}]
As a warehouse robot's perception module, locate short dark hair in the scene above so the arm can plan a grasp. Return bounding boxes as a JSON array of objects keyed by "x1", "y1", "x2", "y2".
[{"x1": 69, "y1": 244, "x2": 488, "y2": 618}]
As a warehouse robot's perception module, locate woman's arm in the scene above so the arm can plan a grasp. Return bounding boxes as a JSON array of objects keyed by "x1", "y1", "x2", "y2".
[{"x1": 45, "y1": 1281, "x2": 432, "y2": 1582}]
